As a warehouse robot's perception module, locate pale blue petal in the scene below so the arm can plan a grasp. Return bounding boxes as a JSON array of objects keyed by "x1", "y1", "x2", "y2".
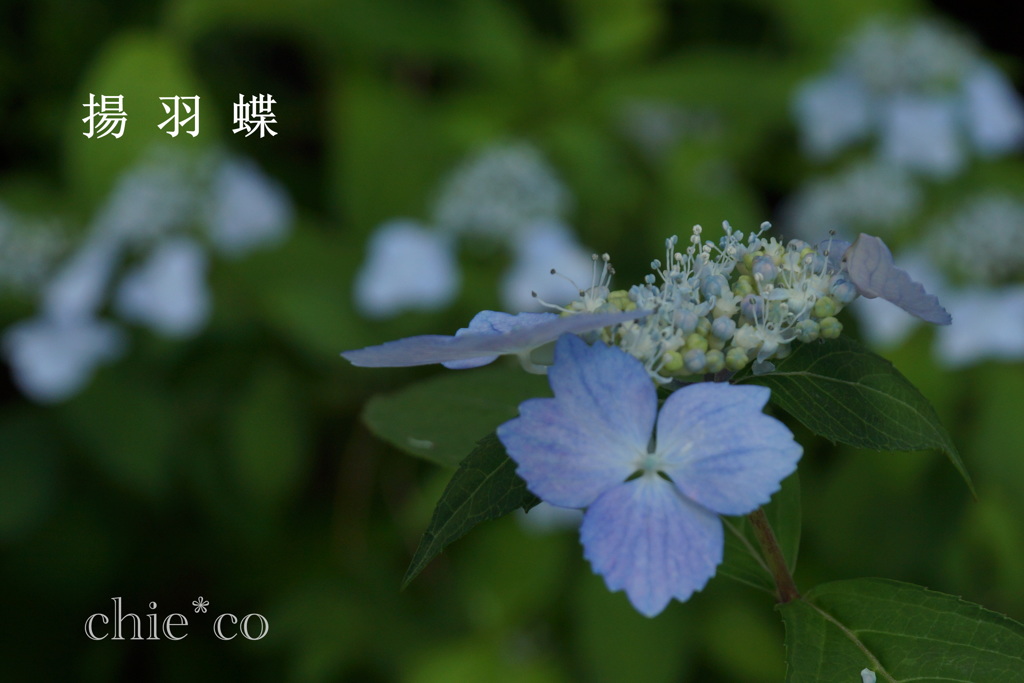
[
  {"x1": 497, "y1": 335, "x2": 655, "y2": 508},
  {"x1": 656, "y1": 383, "x2": 801, "y2": 516},
  {"x1": 546, "y1": 335, "x2": 657, "y2": 452},
  {"x1": 580, "y1": 475, "x2": 723, "y2": 617},
  {"x1": 341, "y1": 308, "x2": 648, "y2": 368},
  {"x1": 442, "y1": 311, "x2": 555, "y2": 369}
]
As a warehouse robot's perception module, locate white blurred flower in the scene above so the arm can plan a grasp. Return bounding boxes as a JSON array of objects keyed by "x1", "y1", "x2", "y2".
[
  {"x1": 786, "y1": 162, "x2": 921, "y2": 238},
  {"x1": 794, "y1": 74, "x2": 871, "y2": 159},
  {"x1": 845, "y1": 19, "x2": 974, "y2": 94},
  {"x1": 91, "y1": 147, "x2": 205, "y2": 246},
  {"x1": 926, "y1": 194, "x2": 1024, "y2": 284},
  {"x1": 354, "y1": 219, "x2": 459, "y2": 318},
  {"x1": 936, "y1": 286, "x2": 1024, "y2": 367},
  {"x1": 854, "y1": 241, "x2": 1024, "y2": 368},
  {"x1": 41, "y1": 237, "x2": 122, "y2": 319},
  {"x1": 0, "y1": 205, "x2": 67, "y2": 295},
  {"x1": 963, "y1": 64, "x2": 1024, "y2": 156},
  {"x1": 879, "y1": 95, "x2": 963, "y2": 177},
  {"x1": 501, "y1": 221, "x2": 594, "y2": 313},
  {"x1": 2, "y1": 314, "x2": 125, "y2": 403},
  {"x1": 114, "y1": 237, "x2": 211, "y2": 338},
  {"x1": 433, "y1": 143, "x2": 571, "y2": 240},
  {"x1": 204, "y1": 156, "x2": 293, "y2": 258},
  {"x1": 793, "y1": 17, "x2": 1023, "y2": 170}
]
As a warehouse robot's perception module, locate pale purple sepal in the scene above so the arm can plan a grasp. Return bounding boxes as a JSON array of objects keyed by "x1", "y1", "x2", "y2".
[{"x1": 842, "y1": 234, "x2": 952, "y2": 324}]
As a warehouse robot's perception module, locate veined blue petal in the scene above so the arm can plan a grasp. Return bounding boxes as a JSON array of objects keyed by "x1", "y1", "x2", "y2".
[
  {"x1": 340, "y1": 309, "x2": 648, "y2": 368},
  {"x1": 842, "y1": 234, "x2": 952, "y2": 324},
  {"x1": 656, "y1": 383, "x2": 802, "y2": 516},
  {"x1": 580, "y1": 475, "x2": 723, "y2": 618},
  {"x1": 498, "y1": 336, "x2": 655, "y2": 508}
]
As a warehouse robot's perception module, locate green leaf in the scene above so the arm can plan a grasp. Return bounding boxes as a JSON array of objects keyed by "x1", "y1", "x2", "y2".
[
  {"x1": 781, "y1": 578, "x2": 1024, "y2": 682},
  {"x1": 402, "y1": 433, "x2": 538, "y2": 588},
  {"x1": 734, "y1": 336, "x2": 973, "y2": 495},
  {"x1": 362, "y1": 363, "x2": 550, "y2": 468},
  {"x1": 720, "y1": 471, "x2": 801, "y2": 594}
]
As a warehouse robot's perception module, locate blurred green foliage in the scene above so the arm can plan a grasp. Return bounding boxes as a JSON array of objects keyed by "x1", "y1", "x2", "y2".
[{"x1": 3, "y1": 0, "x2": 1024, "y2": 680}]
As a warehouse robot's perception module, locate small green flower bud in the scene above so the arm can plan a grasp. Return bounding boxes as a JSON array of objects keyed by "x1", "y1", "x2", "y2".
[
  {"x1": 725, "y1": 346, "x2": 749, "y2": 371},
  {"x1": 696, "y1": 318, "x2": 712, "y2": 337},
  {"x1": 607, "y1": 289, "x2": 636, "y2": 311},
  {"x1": 813, "y1": 296, "x2": 838, "y2": 318},
  {"x1": 819, "y1": 316, "x2": 842, "y2": 339},
  {"x1": 685, "y1": 332, "x2": 709, "y2": 352},
  {"x1": 661, "y1": 350, "x2": 684, "y2": 373},
  {"x1": 705, "y1": 349, "x2": 725, "y2": 373}
]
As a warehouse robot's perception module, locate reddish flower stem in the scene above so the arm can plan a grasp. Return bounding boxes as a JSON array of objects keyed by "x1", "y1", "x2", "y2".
[{"x1": 747, "y1": 508, "x2": 801, "y2": 603}]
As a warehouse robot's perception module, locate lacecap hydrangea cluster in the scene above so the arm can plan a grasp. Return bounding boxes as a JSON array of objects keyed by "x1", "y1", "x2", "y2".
[{"x1": 551, "y1": 221, "x2": 855, "y2": 381}]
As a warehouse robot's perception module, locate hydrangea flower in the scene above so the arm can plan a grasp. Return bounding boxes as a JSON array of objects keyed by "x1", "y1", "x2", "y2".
[
  {"x1": 0, "y1": 203, "x2": 67, "y2": 295},
  {"x1": 785, "y1": 161, "x2": 921, "y2": 239},
  {"x1": 340, "y1": 309, "x2": 648, "y2": 369},
  {"x1": 555, "y1": 222, "x2": 868, "y2": 379},
  {"x1": 2, "y1": 314, "x2": 125, "y2": 403},
  {"x1": 114, "y1": 237, "x2": 211, "y2": 338},
  {"x1": 343, "y1": 221, "x2": 951, "y2": 378},
  {"x1": 497, "y1": 334, "x2": 802, "y2": 616},
  {"x1": 204, "y1": 156, "x2": 293, "y2": 259},
  {"x1": 793, "y1": 18, "x2": 1024, "y2": 176},
  {"x1": 432, "y1": 142, "x2": 571, "y2": 240},
  {"x1": 353, "y1": 219, "x2": 460, "y2": 318},
  {"x1": 353, "y1": 142, "x2": 593, "y2": 319},
  {"x1": 926, "y1": 194, "x2": 1024, "y2": 284},
  {"x1": 0, "y1": 144, "x2": 297, "y2": 403}
]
